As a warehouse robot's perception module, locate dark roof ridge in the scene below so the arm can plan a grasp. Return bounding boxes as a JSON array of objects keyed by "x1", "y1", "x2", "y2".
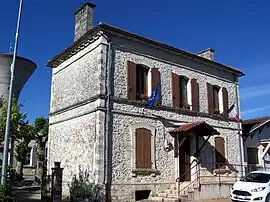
[{"x1": 47, "y1": 23, "x2": 244, "y2": 76}]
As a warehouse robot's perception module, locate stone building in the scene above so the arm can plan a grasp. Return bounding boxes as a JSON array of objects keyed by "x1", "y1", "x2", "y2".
[{"x1": 47, "y1": 2, "x2": 245, "y2": 201}]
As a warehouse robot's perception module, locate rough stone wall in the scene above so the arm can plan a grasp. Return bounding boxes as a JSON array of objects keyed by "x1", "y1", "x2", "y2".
[
  {"x1": 111, "y1": 36, "x2": 237, "y2": 114},
  {"x1": 50, "y1": 36, "x2": 107, "y2": 114},
  {"x1": 48, "y1": 35, "x2": 108, "y2": 198},
  {"x1": 109, "y1": 36, "x2": 242, "y2": 200},
  {"x1": 74, "y1": 4, "x2": 94, "y2": 41}
]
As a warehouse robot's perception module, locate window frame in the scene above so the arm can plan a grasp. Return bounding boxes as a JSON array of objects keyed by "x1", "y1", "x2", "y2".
[
  {"x1": 179, "y1": 76, "x2": 190, "y2": 109},
  {"x1": 214, "y1": 136, "x2": 226, "y2": 169},
  {"x1": 213, "y1": 85, "x2": 220, "y2": 114},
  {"x1": 136, "y1": 64, "x2": 149, "y2": 100},
  {"x1": 131, "y1": 123, "x2": 157, "y2": 176}
]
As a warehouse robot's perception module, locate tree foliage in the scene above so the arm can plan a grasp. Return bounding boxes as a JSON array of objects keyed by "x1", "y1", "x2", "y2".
[{"x1": 0, "y1": 98, "x2": 28, "y2": 141}]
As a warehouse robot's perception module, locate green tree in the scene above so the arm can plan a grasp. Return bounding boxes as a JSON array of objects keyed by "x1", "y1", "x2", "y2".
[
  {"x1": 0, "y1": 98, "x2": 29, "y2": 177},
  {"x1": 32, "y1": 117, "x2": 48, "y2": 199},
  {"x1": 14, "y1": 124, "x2": 35, "y2": 176}
]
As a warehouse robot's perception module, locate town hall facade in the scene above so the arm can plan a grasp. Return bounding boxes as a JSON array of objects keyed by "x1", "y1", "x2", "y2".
[{"x1": 47, "y1": 3, "x2": 244, "y2": 201}]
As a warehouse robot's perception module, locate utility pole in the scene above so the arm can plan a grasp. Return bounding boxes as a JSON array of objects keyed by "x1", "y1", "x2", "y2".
[{"x1": 1, "y1": 0, "x2": 23, "y2": 186}]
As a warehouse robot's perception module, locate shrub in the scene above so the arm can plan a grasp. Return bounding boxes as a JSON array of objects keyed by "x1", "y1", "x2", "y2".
[{"x1": 69, "y1": 168, "x2": 101, "y2": 202}]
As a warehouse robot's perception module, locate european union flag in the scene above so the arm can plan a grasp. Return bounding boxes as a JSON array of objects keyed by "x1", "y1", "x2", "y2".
[{"x1": 146, "y1": 83, "x2": 161, "y2": 108}]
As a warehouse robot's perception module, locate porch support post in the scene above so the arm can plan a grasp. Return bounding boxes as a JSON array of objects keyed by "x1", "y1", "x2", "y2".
[{"x1": 261, "y1": 142, "x2": 270, "y2": 159}]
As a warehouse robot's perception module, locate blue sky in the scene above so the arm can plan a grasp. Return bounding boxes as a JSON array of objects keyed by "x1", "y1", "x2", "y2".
[{"x1": 1, "y1": 0, "x2": 270, "y2": 121}]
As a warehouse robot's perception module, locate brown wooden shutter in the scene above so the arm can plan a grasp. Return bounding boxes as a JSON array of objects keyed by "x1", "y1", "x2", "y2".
[
  {"x1": 135, "y1": 128, "x2": 152, "y2": 168},
  {"x1": 151, "y1": 68, "x2": 161, "y2": 105},
  {"x1": 127, "y1": 61, "x2": 137, "y2": 100},
  {"x1": 215, "y1": 137, "x2": 226, "y2": 168},
  {"x1": 136, "y1": 129, "x2": 144, "y2": 168},
  {"x1": 207, "y1": 83, "x2": 214, "y2": 114},
  {"x1": 143, "y1": 129, "x2": 152, "y2": 169},
  {"x1": 191, "y1": 78, "x2": 199, "y2": 111},
  {"x1": 222, "y1": 88, "x2": 229, "y2": 117},
  {"x1": 172, "y1": 73, "x2": 180, "y2": 107}
]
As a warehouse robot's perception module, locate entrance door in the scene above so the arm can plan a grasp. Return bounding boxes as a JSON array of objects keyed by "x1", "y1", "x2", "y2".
[{"x1": 179, "y1": 137, "x2": 191, "y2": 181}]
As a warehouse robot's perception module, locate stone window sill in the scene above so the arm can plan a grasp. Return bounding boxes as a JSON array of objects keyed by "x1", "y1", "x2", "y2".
[
  {"x1": 131, "y1": 168, "x2": 159, "y2": 177},
  {"x1": 213, "y1": 168, "x2": 232, "y2": 175}
]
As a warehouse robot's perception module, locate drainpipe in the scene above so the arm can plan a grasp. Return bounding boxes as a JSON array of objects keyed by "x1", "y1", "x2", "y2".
[
  {"x1": 234, "y1": 76, "x2": 244, "y2": 177},
  {"x1": 105, "y1": 38, "x2": 112, "y2": 201}
]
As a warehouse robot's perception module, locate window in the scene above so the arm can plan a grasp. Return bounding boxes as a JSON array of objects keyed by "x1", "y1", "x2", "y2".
[
  {"x1": 127, "y1": 61, "x2": 161, "y2": 103},
  {"x1": 136, "y1": 65, "x2": 148, "y2": 100},
  {"x1": 172, "y1": 73, "x2": 199, "y2": 111},
  {"x1": 215, "y1": 137, "x2": 226, "y2": 169},
  {"x1": 207, "y1": 83, "x2": 228, "y2": 116},
  {"x1": 213, "y1": 86, "x2": 220, "y2": 114},
  {"x1": 135, "y1": 128, "x2": 152, "y2": 168},
  {"x1": 247, "y1": 148, "x2": 259, "y2": 165},
  {"x1": 179, "y1": 77, "x2": 189, "y2": 109}
]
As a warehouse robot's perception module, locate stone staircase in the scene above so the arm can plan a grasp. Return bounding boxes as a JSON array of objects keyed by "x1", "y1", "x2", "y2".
[{"x1": 149, "y1": 182, "x2": 199, "y2": 202}]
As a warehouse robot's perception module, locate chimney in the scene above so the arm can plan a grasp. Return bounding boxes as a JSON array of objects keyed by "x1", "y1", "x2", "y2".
[
  {"x1": 197, "y1": 48, "x2": 215, "y2": 61},
  {"x1": 74, "y1": 2, "x2": 96, "y2": 41}
]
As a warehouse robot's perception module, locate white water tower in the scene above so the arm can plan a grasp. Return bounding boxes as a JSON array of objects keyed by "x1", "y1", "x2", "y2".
[{"x1": 0, "y1": 53, "x2": 37, "y2": 101}]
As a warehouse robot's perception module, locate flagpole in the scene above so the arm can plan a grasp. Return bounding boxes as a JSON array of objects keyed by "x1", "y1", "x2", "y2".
[
  {"x1": 234, "y1": 78, "x2": 244, "y2": 177},
  {"x1": 1, "y1": 0, "x2": 23, "y2": 186}
]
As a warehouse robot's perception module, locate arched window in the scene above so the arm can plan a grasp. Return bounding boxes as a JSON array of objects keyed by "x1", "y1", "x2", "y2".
[
  {"x1": 215, "y1": 136, "x2": 226, "y2": 169},
  {"x1": 135, "y1": 128, "x2": 152, "y2": 168}
]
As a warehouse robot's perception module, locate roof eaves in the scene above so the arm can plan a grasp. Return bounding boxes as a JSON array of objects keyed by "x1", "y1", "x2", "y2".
[
  {"x1": 47, "y1": 23, "x2": 244, "y2": 76},
  {"x1": 250, "y1": 119, "x2": 270, "y2": 134}
]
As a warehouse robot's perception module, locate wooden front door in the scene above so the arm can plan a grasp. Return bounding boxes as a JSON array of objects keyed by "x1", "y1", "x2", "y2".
[{"x1": 179, "y1": 137, "x2": 191, "y2": 181}]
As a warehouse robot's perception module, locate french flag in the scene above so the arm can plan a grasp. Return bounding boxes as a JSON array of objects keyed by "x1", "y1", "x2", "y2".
[{"x1": 227, "y1": 104, "x2": 239, "y2": 120}]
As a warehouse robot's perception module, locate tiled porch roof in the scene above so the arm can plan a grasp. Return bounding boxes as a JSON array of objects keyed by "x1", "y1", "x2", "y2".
[{"x1": 169, "y1": 121, "x2": 219, "y2": 137}]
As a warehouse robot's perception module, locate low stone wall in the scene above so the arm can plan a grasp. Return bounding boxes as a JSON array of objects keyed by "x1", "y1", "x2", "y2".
[
  {"x1": 111, "y1": 183, "x2": 174, "y2": 202},
  {"x1": 191, "y1": 183, "x2": 233, "y2": 201}
]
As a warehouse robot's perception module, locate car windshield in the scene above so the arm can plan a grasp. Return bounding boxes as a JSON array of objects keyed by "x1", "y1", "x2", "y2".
[{"x1": 240, "y1": 173, "x2": 270, "y2": 183}]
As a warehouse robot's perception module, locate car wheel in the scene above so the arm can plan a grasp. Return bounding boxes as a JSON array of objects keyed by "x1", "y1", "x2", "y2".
[{"x1": 266, "y1": 194, "x2": 270, "y2": 202}]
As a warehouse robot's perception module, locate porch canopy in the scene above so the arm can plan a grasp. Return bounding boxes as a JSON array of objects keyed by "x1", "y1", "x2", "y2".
[
  {"x1": 169, "y1": 121, "x2": 220, "y2": 158},
  {"x1": 169, "y1": 121, "x2": 220, "y2": 137}
]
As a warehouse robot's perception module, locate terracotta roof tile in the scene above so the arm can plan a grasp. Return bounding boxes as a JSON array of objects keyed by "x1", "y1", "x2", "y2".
[
  {"x1": 169, "y1": 121, "x2": 219, "y2": 136},
  {"x1": 242, "y1": 116, "x2": 270, "y2": 135}
]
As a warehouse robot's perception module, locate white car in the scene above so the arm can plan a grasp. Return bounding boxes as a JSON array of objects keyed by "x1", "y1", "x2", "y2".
[{"x1": 230, "y1": 171, "x2": 270, "y2": 202}]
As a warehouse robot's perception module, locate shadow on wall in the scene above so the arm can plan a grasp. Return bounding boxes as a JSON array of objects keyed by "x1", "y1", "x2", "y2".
[{"x1": 196, "y1": 136, "x2": 239, "y2": 174}]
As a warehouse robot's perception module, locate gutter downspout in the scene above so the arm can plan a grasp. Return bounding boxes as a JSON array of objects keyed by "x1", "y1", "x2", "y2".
[
  {"x1": 105, "y1": 38, "x2": 112, "y2": 201},
  {"x1": 234, "y1": 76, "x2": 244, "y2": 177}
]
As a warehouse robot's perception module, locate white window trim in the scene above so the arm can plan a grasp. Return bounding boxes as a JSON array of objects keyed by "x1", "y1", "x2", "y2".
[{"x1": 130, "y1": 123, "x2": 157, "y2": 177}]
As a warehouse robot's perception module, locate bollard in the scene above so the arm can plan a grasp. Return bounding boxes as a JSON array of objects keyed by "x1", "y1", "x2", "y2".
[{"x1": 51, "y1": 162, "x2": 64, "y2": 202}]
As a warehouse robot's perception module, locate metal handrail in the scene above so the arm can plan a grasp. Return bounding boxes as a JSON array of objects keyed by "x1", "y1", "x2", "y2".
[{"x1": 175, "y1": 162, "x2": 270, "y2": 198}]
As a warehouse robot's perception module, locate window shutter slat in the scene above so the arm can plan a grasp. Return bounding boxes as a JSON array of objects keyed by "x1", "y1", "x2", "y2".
[
  {"x1": 215, "y1": 137, "x2": 225, "y2": 168},
  {"x1": 136, "y1": 128, "x2": 152, "y2": 169},
  {"x1": 172, "y1": 73, "x2": 180, "y2": 107},
  {"x1": 151, "y1": 68, "x2": 161, "y2": 105},
  {"x1": 144, "y1": 129, "x2": 152, "y2": 169},
  {"x1": 136, "y1": 129, "x2": 144, "y2": 168},
  {"x1": 127, "y1": 61, "x2": 137, "y2": 100},
  {"x1": 191, "y1": 78, "x2": 199, "y2": 111},
  {"x1": 222, "y1": 88, "x2": 229, "y2": 117},
  {"x1": 207, "y1": 83, "x2": 214, "y2": 114}
]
